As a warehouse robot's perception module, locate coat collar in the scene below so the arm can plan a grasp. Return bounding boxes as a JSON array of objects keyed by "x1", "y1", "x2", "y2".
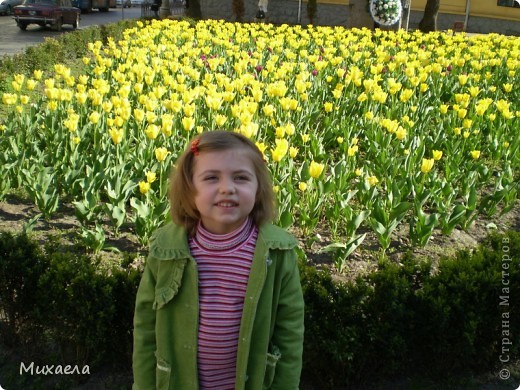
[{"x1": 149, "y1": 222, "x2": 297, "y2": 261}]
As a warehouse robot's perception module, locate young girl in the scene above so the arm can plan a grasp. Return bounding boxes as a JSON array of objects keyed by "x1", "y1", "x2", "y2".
[{"x1": 133, "y1": 130, "x2": 304, "y2": 390}]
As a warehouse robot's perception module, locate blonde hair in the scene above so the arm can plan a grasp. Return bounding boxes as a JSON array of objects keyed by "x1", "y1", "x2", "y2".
[{"x1": 169, "y1": 130, "x2": 276, "y2": 235}]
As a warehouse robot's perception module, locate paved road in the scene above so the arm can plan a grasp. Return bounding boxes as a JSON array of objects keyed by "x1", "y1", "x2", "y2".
[{"x1": 0, "y1": 6, "x2": 142, "y2": 58}]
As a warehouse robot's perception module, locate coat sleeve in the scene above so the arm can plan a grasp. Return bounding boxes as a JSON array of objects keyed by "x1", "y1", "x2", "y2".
[
  {"x1": 132, "y1": 257, "x2": 158, "y2": 390},
  {"x1": 270, "y1": 249, "x2": 305, "y2": 389}
]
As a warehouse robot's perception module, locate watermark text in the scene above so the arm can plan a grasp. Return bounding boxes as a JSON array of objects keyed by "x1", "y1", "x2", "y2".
[{"x1": 20, "y1": 362, "x2": 90, "y2": 376}]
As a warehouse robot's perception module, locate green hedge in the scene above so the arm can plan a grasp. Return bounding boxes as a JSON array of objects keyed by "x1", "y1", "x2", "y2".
[
  {"x1": 0, "y1": 232, "x2": 141, "y2": 388},
  {"x1": 0, "y1": 230, "x2": 518, "y2": 388},
  {"x1": 301, "y1": 230, "x2": 520, "y2": 387}
]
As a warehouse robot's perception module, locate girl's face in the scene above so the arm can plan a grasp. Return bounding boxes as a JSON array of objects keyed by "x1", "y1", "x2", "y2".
[{"x1": 192, "y1": 148, "x2": 258, "y2": 234}]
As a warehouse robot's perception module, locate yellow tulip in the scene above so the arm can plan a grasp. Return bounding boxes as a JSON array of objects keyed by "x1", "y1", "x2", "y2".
[
  {"x1": 432, "y1": 150, "x2": 443, "y2": 160},
  {"x1": 470, "y1": 150, "x2": 481, "y2": 159},
  {"x1": 138, "y1": 181, "x2": 151, "y2": 194},
  {"x1": 88, "y1": 111, "x2": 101, "y2": 124},
  {"x1": 215, "y1": 114, "x2": 227, "y2": 127},
  {"x1": 155, "y1": 147, "x2": 169, "y2": 162},
  {"x1": 145, "y1": 171, "x2": 157, "y2": 183},
  {"x1": 366, "y1": 175, "x2": 379, "y2": 187},
  {"x1": 256, "y1": 142, "x2": 267, "y2": 154},
  {"x1": 323, "y1": 102, "x2": 333, "y2": 113},
  {"x1": 263, "y1": 104, "x2": 275, "y2": 117},
  {"x1": 145, "y1": 124, "x2": 160, "y2": 140},
  {"x1": 421, "y1": 158, "x2": 434, "y2": 174},
  {"x1": 458, "y1": 74, "x2": 468, "y2": 85},
  {"x1": 2, "y1": 93, "x2": 17, "y2": 105},
  {"x1": 271, "y1": 143, "x2": 288, "y2": 162},
  {"x1": 182, "y1": 116, "x2": 195, "y2": 132},
  {"x1": 395, "y1": 127, "x2": 407, "y2": 141},
  {"x1": 109, "y1": 128, "x2": 124, "y2": 144},
  {"x1": 33, "y1": 69, "x2": 43, "y2": 80},
  {"x1": 298, "y1": 182, "x2": 308, "y2": 192},
  {"x1": 309, "y1": 161, "x2": 325, "y2": 179}
]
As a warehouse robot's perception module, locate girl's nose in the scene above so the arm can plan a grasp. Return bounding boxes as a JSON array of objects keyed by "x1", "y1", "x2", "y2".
[{"x1": 219, "y1": 178, "x2": 236, "y2": 194}]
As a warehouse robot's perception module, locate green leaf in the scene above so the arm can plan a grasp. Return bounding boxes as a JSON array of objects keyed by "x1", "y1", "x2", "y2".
[
  {"x1": 130, "y1": 197, "x2": 150, "y2": 218},
  {"x1": 390, "y1": 201, "x2": 412, "y2": 222},
  {"x1": 279, "y1": 210, "x2": 293, "y2": 228}
]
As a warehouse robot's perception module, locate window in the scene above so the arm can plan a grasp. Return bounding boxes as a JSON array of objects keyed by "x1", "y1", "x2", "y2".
[{"x1": 497, "y1": 0, "x2": 520, "y2": 8}]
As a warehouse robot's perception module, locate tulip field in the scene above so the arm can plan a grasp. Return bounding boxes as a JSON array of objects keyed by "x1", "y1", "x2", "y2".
[{"x1": 1, "y1": 19, "x2": 518, "y2": 263}]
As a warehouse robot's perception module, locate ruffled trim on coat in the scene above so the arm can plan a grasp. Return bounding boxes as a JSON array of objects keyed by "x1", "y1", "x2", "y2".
[
  {"x1": 258, "y1": 224, "x2": 298, "y2": 250},
  {"x1": 148, "y1": 223, "x2": 191, "y2": 260},
  {"x1": 153, "y1": 259, "x2": 187, "y2": 310}
]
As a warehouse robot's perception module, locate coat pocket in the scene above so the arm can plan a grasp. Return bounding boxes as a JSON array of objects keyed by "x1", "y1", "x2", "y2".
[
  {"x1": 263, "y1": 345, "x2": 281, "y2": 389},
  {"x1": 156, "y1": 355, "x2": 171, "y2": 390}
]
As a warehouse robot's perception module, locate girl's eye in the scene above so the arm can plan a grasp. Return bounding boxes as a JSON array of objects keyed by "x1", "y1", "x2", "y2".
[
  {"x1": 235, "y1": 175, "x2": 249, "y2": 181},
  {"x1": 204, "y1": 176, "x2": 218, "y2": 181}
]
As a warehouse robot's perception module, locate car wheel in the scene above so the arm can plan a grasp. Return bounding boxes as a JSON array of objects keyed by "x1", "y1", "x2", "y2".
[
  {"x1": 72, "y1": 14, "x2": 80, "y2": 29},
  {"x1": 53, "y1": 18, "x2": 62, "y2": 31}
]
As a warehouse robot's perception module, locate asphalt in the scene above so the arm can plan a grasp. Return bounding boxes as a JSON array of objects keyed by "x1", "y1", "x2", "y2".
[{"x1": 0, "y1": 6, "x2": 142, "y2": 57}]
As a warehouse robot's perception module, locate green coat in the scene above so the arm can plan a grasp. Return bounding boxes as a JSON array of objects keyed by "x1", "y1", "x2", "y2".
[{"x1": 132, "y1": 222, "x2": 304, "y2": 390}]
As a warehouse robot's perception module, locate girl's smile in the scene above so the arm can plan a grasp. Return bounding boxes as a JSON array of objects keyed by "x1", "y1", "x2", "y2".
[{"x1": 192, "y1": 148, "x2": 258, "y2": 234}]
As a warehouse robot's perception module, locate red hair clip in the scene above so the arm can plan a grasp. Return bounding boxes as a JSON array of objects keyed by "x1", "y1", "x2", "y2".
[{"x1": 190, "y1": 138, "x2": 200, "y2": 156}]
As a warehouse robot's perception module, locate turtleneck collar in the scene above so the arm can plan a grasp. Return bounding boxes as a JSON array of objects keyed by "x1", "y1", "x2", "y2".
[{"x1": 192, "y1": 217, "x2": 256, "y2": 252}]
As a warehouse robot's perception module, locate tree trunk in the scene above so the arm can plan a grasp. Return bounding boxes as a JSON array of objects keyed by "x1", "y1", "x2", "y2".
[
  {"x1": 232, "y1": 0, "x2": 244, "y2": 22},
  {"x1": 186, "y1": 0, "x2": 201, "y2": 19},
  {"x1": 307, "y1": 0, "x2": 317, "y2": 24},
  {"x1": 418, "y1": 0, "x2": 440, "y2": 32}
]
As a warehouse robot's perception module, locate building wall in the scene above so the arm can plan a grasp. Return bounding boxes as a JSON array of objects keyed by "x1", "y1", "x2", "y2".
[
  {"x1": 197, "y1": 0, "x2": 520, "y2": 35},
  {"x1": 410, "y1": 0, "x2": 520, "y2": 21}
]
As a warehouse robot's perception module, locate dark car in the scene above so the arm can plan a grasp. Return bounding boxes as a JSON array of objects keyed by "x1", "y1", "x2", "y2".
[{"x1": 13, "y1": 0, "x2": 80, "y2": 31}]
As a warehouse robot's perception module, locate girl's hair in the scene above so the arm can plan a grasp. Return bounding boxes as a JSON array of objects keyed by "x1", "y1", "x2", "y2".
[{"x1": 169, "y1": 130, "x2": 276, "y2": 235}]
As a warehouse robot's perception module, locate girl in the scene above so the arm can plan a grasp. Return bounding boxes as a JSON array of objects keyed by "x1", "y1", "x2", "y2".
[{"x1": 133, "y1": 130, "x2": 304, "y2": 390}]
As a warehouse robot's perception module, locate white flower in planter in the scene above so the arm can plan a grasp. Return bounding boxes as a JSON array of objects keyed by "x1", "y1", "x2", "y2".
[{"x1": 370, "y1": 0, "x2": 402, "y2": 26}]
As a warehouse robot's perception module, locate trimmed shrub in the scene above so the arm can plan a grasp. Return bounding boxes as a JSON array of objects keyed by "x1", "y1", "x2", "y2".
[
  {"x1": 1, "y1": 230, "x2": 518, "y2": 388},
  {"x1": 0, "y1": 232, "x2": 49, "y2": 347},
  {"x1": 301, "y1": 230, "x2": 520, "y2": 388},
  {"x1": 411, "y1": 231, "x2": 520, "y2": 377}
]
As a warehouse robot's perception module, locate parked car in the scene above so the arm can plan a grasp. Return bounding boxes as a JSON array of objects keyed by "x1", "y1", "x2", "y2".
[
  {"x1": 0, "y1": 0, "x2": 23, "y2": 15},
  {"x1": 71, "y1": 0, "x2": 114, "y2": 13},
  {"x1": 115, "y1": 0, "x2": 142, "y2": 6},
  {"x1": 115, "y1": 0, "x2": 131, "y2": 7},
  {"x1": 13, "y1": 0, "x2": 80, "y2": 30}
]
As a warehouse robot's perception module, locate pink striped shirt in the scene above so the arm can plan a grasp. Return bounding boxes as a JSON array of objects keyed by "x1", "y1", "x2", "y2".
[{"x1": 189, "y1": 217, "x2": 258, "y2": 390}]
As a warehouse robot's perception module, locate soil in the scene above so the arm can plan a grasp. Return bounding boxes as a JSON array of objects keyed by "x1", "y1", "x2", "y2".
[{"x1": 1, "y1": 193, "x2": 519, "y2": 276}]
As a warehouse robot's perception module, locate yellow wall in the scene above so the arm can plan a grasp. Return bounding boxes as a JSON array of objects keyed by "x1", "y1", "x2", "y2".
[
  {"x1": 315, "y1": 0, "x2": 520, "y2": 22},
  {"x1": 411, "y1": 0, "x2": 520, "y2": 21}
]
